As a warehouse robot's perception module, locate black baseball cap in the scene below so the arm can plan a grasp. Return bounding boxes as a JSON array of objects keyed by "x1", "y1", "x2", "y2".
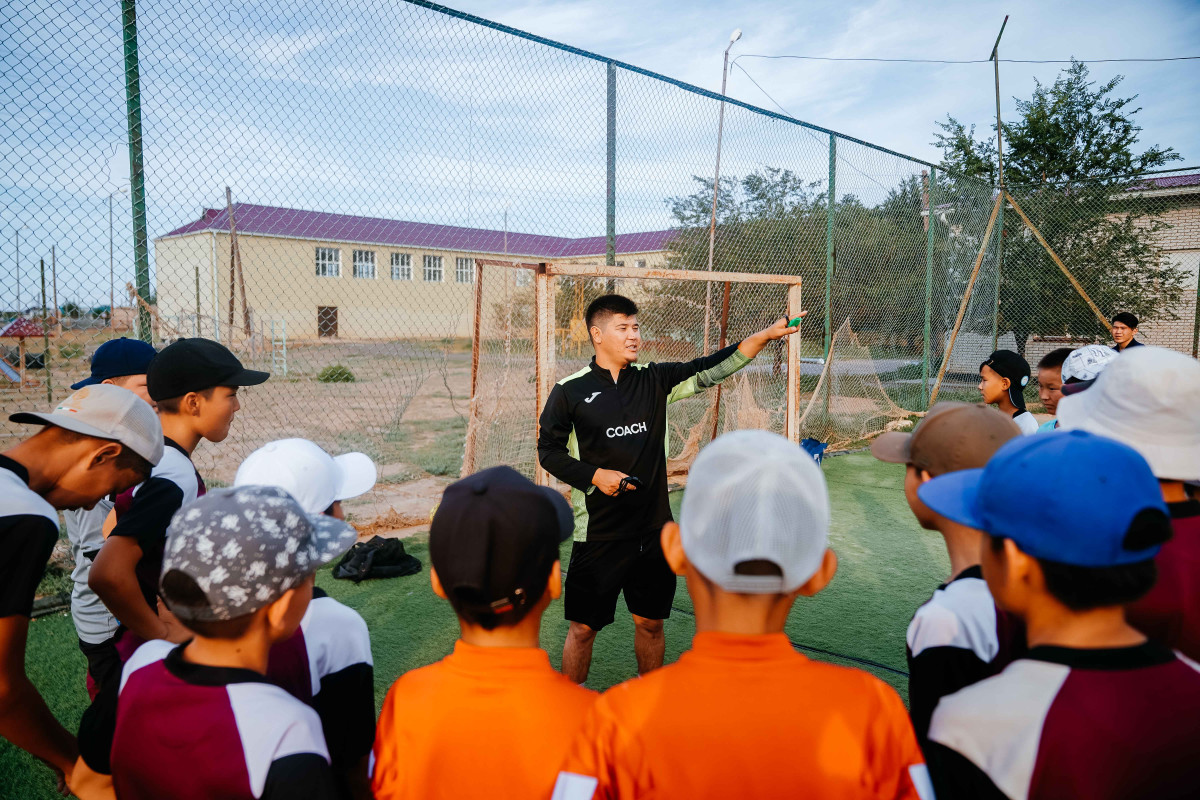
[
  {"x1": 147, "y1": 338, "x2": 270, "y2": 401},
  {"x1": 430, "y1": 466, "x2": 572, "y2": 626},
  {"x1": 981, "y1": 350, "x2": 1030, "y2": 410}
]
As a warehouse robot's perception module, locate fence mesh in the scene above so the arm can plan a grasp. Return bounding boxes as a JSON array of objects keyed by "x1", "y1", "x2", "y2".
[{"x1": 4, "y1": 0, "x2": 1198, "y2": 512}]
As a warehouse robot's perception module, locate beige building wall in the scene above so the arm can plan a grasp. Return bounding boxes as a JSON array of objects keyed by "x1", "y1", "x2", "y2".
[
  {"x1": 154, "y1": 231, "x2": 670, "y2": 341},
  {"x1": 1130, "y1": 197, "x2": 1200, "y2": 353}
]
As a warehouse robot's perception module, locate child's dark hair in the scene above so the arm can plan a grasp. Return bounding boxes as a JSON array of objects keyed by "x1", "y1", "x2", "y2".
[
  {"x1": 160, "y1": 570, "x2": 256, "y2": 638},
  {"x1": 444, "y1": 562, "x2": 556, "y2": 631},
  {"x1": 988, "y1": 530, "x2": 1163, "y2": 611},
  {"x1": 155, "y1": 386, "x2": 217, "y2": 414},
  {"x1": 1037, "y1": 347, "x2": 1074, "y2": 371},
  {"x1": 1111, "y1": 312, "x2": 1139, "y2": 329},
  {"x1": 585, "y1": 294, "x2": 638, "y2": 332}
]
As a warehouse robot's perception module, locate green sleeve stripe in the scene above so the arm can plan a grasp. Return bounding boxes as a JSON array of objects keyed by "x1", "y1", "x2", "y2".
[{"x1": 696, "y1": 348, "x2": 752, "y2": 389}]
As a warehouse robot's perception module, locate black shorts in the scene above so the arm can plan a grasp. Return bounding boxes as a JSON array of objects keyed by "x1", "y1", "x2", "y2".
[{"x1": 564, "y1": 534, "x2": 677, "y2": 631}]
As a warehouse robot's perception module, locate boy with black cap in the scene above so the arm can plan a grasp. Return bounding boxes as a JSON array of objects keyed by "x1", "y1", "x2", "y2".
[
  {"x1": 372, "y1": 466, "x2": 595, "y2": 800},
  {"x1": 0, "y1": 385, "x2": 161, "y2": 790},
  {"x1": 82, "y1": 338, "x2": 267, "y2": 775},
  {"x1": 557, "y1": 431, "x2": 931, "y2": 800},
  {"x1": 979, "y1": 349, "x2": 1038, "y2": 434},
  {"x1": 110, "y1": 485, "x2": 357, "y2": 800},
  {"x1": 871, "y1": 402, "x2": 1023, "y2": 744},
  {"x1": 920, "y1": 432, "x2": 1200, "y2": 800},
  {"x1": 62, "y1": 337, "x2": 157, "y2": 699}
]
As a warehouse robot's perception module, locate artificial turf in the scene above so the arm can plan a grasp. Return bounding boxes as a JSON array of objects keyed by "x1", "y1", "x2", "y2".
[{"x1": 1, "y1": 452, "x2": 949, "y2": 797}]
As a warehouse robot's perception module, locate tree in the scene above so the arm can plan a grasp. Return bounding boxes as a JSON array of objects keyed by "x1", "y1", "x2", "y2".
[{"x1": 934, "y1": 60, "x2": 1186, "y2": 353}]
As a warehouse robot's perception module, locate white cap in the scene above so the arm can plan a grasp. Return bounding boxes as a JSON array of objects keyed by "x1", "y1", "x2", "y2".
[
  {"x1": 234, "y1": 438, "x2": 377, "y2": 514},
  {"x1": 679, "y1": 430, "x2": 830, "y2": 594},
  {"x1": 1058, "y1": 346, "x2": 1200, "y2": 481},
  {"x1": 10, "y1": 384, "x2": 163, "y2": 465},
  {"x1": 1062, "y1": 344, "x2": 1117, "y2": 383}
]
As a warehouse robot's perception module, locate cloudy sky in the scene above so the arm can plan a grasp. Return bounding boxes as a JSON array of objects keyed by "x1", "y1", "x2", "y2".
[
  {"x1": 4, "y1": 0, "x2": 1197, "y2": 308},
  {"x1": 456, "y1": 0, "x2": 1200, "y2": 165}
]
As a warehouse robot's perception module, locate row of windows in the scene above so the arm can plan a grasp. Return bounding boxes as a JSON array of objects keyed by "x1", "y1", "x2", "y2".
[{"x1": 314, "y1": 248, "x2": 474, "y2": 283}]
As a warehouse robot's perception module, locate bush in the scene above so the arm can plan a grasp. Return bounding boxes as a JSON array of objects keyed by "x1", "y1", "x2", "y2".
[
  {"x1": 57, "y1": 342, "x2": 85, "y2": 360},
  {"x1": 317, "y1": 364, "x2": 356, "y2": 383}
]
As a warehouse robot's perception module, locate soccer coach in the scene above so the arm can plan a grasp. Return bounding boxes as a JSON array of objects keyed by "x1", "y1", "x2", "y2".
[{"x1": 538, "y1": 294, "x2": 801, "y2": 683}]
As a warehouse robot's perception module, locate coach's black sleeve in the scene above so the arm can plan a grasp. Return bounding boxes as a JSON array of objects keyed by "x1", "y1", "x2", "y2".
[
  {"x1": 924, "y1": 741, "x2": 1009, "y2": 800},
  {"x1": 313, "y1": 662, "x2": 375, "y2": 771},
  {"x1": 649, "y1": 342, "x2": 746, "y2": 393},
  {"x1": 907, "y1": 646, "x2": 994, "y2": 746},
  {"x1": 260, "y1": 753, "x2": 339, "y2": 800},
  {"x1": 537, "y1": 384, "x2": 600, "y2": 491},
  {"x1": 0, "y1": 516, "x2": 57, "y2": 618},
  {"x1": 108, "y1": 477, "x2": 184, "y2": 550}
]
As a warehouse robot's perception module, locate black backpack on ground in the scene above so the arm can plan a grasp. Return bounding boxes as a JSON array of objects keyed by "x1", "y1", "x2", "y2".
[{"x1": 333, "y1": 536, "x2": 422, "y2": 583}]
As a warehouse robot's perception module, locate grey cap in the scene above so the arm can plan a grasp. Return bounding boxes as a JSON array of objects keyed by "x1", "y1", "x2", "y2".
[
  {"x1": 10, "y1": 383, "x2": 163, "y2": 465},
  {"x1": 160, "y1": 485, "x2": 358, "y2": 622}
]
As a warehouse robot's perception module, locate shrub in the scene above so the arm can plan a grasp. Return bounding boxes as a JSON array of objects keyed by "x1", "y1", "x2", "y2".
[
  {"x1": 57, "y1": 342, "x2": 85, "y2": 360},
  {"x1": 317, "y1": 364, "x2": 356, "y2": 383}
]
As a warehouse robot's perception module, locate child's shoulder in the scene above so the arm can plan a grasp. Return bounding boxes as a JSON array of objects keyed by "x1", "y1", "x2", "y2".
[{"x1": 0, "y1": 466, "x2": 56, "y2": 524}]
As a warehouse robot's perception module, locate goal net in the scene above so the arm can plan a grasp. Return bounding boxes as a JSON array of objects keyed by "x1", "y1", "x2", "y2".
[{"x1": 462, "y1": 261, "x2": 803, "y2": 484}]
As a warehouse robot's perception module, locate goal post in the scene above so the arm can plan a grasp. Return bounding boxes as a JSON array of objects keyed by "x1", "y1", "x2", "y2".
[{"x1": 461, "y1": 259, "x2": 803, "y2": 487}]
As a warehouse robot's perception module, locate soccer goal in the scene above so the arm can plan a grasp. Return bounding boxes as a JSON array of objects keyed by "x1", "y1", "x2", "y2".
[{"x1": 460, "y1": 260, "x2": 804, "y2": 486}]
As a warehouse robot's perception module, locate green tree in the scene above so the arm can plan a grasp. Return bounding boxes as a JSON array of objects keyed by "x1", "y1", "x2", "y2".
[{"x1": 934, "y1": 60, "x2": 1185, "y2": 353}]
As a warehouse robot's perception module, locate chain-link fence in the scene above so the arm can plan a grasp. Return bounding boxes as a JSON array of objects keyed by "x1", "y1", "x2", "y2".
[{"x1": 4, "y1": 0, "x2": 1198, "y2": 506}]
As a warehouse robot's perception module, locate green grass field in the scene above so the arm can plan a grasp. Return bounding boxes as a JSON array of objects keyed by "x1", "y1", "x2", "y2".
[{"x1": 0, "y1": 453, "x2": 949, "y2": 797}]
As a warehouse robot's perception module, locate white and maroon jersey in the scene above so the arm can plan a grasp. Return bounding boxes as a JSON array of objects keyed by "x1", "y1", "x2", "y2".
[
  {"x1": 0, "y1": 456, "x2": 58, "y2": 620},
  {"x1": 927, "y1": 642, "x2": 1200, "y2": 799},
  {"x1": 267, "y1": 590, "x2": 375, "y2": 773},
  {"x1": 113, "y1": 640, "x2": 337, "y2": 800},
  {"x1": 906, "y1": 566, "x2": 1024, "y2": 743}
]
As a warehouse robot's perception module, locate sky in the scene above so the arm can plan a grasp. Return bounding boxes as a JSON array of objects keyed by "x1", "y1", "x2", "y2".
[{"x1": 3, "y1": 0, "x2": 1198, "y2": 308}]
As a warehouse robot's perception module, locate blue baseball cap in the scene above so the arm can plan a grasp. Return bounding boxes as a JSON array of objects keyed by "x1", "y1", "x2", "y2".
[
  {"x1": 71, "y1": 338, "x2": 157, "y2": 389},
  {"x1": 918, "y1": 430, "x2": 1170, "y2": 567}
]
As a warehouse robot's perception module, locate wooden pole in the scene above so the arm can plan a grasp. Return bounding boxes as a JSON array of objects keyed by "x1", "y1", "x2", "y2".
[
  {"x1": 1004, "y1": 191, "x2": 1113, "y2": 334},
  {"x1": 461, "y1": 261, "x2": 485, "y2": 477},
  {"x1": 785, "y1": 282, "x2": 803, "y2": 443},
  {"x1": 534, "y1": 264, "x2": 552, "y2": 486},
  {"x1": 18, "y1": 337, "x2": 27, "y2": 390},
  {"x1": 40, "y1": 258, "x2": 52, "y2": 404},
  {"x1": 709, "y1": 281, "x2": 733, "y2": 440},
  {"x1": 225, "y1": 187, "x2": 238, "y2": 339},
  {"x1": 51, "y1": 245, "x2": 61, "y2": 339},
  {"x1": 929, "y1": 192, "x2": 1004, "y2": 405}
]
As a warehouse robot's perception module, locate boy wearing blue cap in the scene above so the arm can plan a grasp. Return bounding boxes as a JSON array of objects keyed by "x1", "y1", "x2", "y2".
[
  {"x1": 919, "y1": 432, "x2": 1200, "y2": 800},
  {"x1": 63, "y1": 338, "x2": 157, "y2": 700}
]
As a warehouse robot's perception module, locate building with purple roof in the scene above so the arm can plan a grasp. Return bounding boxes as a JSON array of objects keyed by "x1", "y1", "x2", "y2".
[{"x1": 154, "y1": 203, "x2": 677, "y2": 340}]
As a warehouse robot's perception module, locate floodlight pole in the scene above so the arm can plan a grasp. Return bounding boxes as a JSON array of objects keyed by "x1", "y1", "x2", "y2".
[
  {"x1": 989, "y1": 16, "x2": 1008, "y2": 350},
  {"x1": 121, "y1": 0, "x2": 153, "y2": 343},
  {"x1": 704, "y1": 29, "x2": 741, "y2": 354}
]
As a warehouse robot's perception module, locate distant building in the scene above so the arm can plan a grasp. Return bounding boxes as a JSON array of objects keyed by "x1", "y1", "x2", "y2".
[{"x1": 155, "y1": 204, "x2": 674, "y2": 340}]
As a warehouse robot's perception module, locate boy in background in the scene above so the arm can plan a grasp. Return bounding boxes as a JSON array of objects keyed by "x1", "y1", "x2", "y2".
[
  {"x1": 110, "y1": 486, "x2": 357, "y2": 800},
  {"x1": 372, "y1": 466, "x2": 594, "y2": 800},
  {"x1": 1110, "y1": 311, "x2": 1144, "y2": 351},
  {"x1": 978, "y1": 350, "x2": 1038, "y2": 434},
  {"x1": 871, "y1": 402, "x2": 1022, "y2": 743},
  {"x1": 62, "y1": 338, "x2": 157, "y2": 699},
  {"x1": 1, "y1": 386, "x2": 160, "y2": 790},
  {"x1": 921, "y1": 432, "x2": 1200, "y2": 800},
  {"x1": 82, "y1": 338, "x2": 267, "y2": 775},
  {"x1": 1033, "y1": 347, "x2": 1072, "y2": 431},
  {"x1": 235, "y1": 438, "x2": 378, "y2": 800},
  {"x1": 557, "y1": 431, "x2": 931, "y2": 800},
  {"x1": 1059, "y1": 346, "x2": 1200, "y2": 660}
]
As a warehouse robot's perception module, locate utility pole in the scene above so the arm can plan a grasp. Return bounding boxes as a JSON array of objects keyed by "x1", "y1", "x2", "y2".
[
  {"x1": 989, "y1": 16, "x2": 1009, "y2": 349},
  {"x1": 122, "y1": 0, "x2": 153, "y2": 342},
  {"x1": 704, "y1": 28, "x2": 742, "y2": 354}
]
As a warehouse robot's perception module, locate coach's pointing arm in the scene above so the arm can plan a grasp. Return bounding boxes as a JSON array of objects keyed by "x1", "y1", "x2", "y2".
[{"x1": 654, "y1": 313, "x2": 804, "y2": 394}]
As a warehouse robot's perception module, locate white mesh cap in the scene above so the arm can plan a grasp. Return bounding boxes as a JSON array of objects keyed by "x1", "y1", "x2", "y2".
[
  {"x1": 1062, "y1": 344, "x2": 1117, "y2": 383},
  {"x1": 9, "y1": 384, "x2": 163, "y2": 465},
  {"x1": 680, "y1": 429, "x2": 831, "y2": 594},
  {"x1": 235, "y1": 438, "x2": 377, "y2": 514}
]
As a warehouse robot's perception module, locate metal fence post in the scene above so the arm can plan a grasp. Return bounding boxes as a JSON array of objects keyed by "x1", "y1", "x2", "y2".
[
  {"x1": 824, "y1": 135, "x2": 836, "y2": 360},
  {"x1": 1192, "y1": 275, "x2": 1200, "y2": 359},
  {"x1": 923, "y1": 168, "x2": 936, "y2": 408},
  {"x1": 121, "y1": 0, "x2": 153, "y2": 343},
  {"x1": 606, "y1": 61, "x2": 616, "y2": 267},
  {"x1": 990, "y1": 198, "x2": 1005, "y2": 350}
]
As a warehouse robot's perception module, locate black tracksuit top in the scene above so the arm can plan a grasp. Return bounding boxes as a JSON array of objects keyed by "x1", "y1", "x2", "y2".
[{"x1": 537, "y1": 343, "x2": 746, "y2": 542}]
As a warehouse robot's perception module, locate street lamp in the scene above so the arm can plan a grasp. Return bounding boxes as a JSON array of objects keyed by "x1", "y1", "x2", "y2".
[
  {"x1": 109, "y1": 185, "x2": 129, "y2": 327},
  {"x1": 706, "y1": 28, "x2": 741, "y2": 273}
]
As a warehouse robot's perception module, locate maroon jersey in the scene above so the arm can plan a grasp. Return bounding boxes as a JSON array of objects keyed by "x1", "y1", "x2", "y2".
[
  {"x1": 1126, "y1": 500, "x2": 1200, "y2": 659},
  {"x1": 113, "y1": 640, "x2": 337, "y2": 800},
  {"x1": 927, "y1": 642, "x2": 1200, "y2": 800}
]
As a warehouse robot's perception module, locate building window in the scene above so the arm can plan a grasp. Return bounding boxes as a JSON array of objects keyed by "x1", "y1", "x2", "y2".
[
  {"x1": 455, "y1": 257, "x2": 475, "y2": 284},
  {"x1": 315, "y1": 247, "x2": 341, "y2": 277},
  {"x1": 391, "y1": 253, "x2": 412, "y2": 281},
  {"x1": 636, "y1": 259, "x2": 647, "y2": 269},
  {"x1": 423, "y1": 255, "x2": 443, "y2": 282},
  {"x1": 616, "y1": 260, "x2": 625, "y2": 267},
  {"x1": 352, "y1": 250, "x2": 376, "y2": 279}
]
